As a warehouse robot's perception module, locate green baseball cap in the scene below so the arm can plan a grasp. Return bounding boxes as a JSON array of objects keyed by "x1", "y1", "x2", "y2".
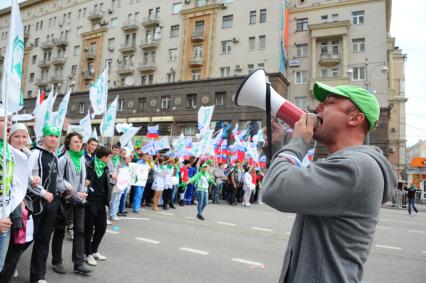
[
  {"x1": 42, "y1": 126, "x2": 61, "y2": 137},
  {"x1": 313, "y1": 82, "x2": 380, "y2": 131}
]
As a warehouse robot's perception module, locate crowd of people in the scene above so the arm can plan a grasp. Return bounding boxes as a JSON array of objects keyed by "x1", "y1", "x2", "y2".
[{"x1": 0, "y1": 115, "x2": 266, "y2": 283}]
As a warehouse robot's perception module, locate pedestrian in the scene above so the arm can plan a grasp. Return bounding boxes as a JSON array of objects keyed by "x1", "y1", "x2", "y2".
[
  {"x1": 179, "y1": 160, "x2": 191, "y2": 206},
  {"x1": 84, "y1": 138, "x2": 98, "y2": 166},
  {"x1": 131, "y1": 154, "x2": 149, "y2": 213},
  {"x1": 161, "y1": 158, "x2": 175, "y2": 210},
  {"x1": 118, "y1": 149, "x2": 133, "y2": 216},
  {"x1": 242, "y1": 166, "x2": 255, "y2": 207},
  {"x1": 227, "y1": 161, "x2": 240, "y2": 206},
  {"x1": 184, "y1": 157, "x2": 198, "y2": 205},
  {"x1": 261, "y1": 82, "x2": 397, "y2": 282},
  {"x1": 152, "y1": 157, "x2": 167, "y2": 211},
  {"x1": 187, "y1": 164, "x2": 215, "y2": 220},
  {"x1": 84, "y1": 146, "x2": 112, "y2": 266},
  {"x1": 406, "y1": 184, "x2": 418, "y2": 216},
  {"x1": 213, "y1": 163, "x2": 226, "y2": 204},
  {"x1": 51, "y1": 132, "x2": 91, "y2": 275}
]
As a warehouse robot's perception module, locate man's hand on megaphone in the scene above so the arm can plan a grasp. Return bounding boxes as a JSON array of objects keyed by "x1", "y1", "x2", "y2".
[
  {"x1": 263, "y1": 119, "x2": 285, "y2": 146},
  {"x1": 293, "y1": 113, "x2": 316, "y2": 145}
]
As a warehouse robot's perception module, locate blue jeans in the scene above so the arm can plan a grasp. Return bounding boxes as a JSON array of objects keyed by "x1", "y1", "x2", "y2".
[
  {"x1": 213, "y1": 183, "x2": 223, "y2": 203},
  {"x1": 171, "y1": 185, "x2": 178, "y2": 204},
  {"x1": 119, "y1": 187, "x2": 129, "y2": 213},
  {"x1": 0, "y1": 229, "x2": 11, "y2": 270},
  {"x1": 132, "y1": 186, "x2": 145, "y2": 212},
  {"x1": 408, "y1": 198, "x2": 418, "y2": 215},
  {"x1": 110, "y1": 191, "x2": 122, "y2": 218},
  {"x1": 197, "y1": 191, "x2": 208, "y2": 216}
]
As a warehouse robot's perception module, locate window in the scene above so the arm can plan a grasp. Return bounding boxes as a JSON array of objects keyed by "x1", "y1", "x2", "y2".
[
  {"x1": 184, "y1": 125, "x2": 196, "y2": 136},
  {"x1": 321, "y1": 15, "x2": 328, "y2": 22},
  {"x1": 73, "y1": 45, "x2": 80, "y2": 56},
  {"x1": 215, "y1": 92, "x2": 225, "y2": 107},
  {"x1": 195, "y1": 20, "x2": 204, "y2": 33},
  {"x1": 352, "y1": 66, "x2": 365, "y2": 81},
  {"x1": 108, "y1": 38, "x2": 115, "y2": 50},
  {"x1": 34, "y1": 38, "x2": 39, "y2": 47},
  {"x1": 167, "y1": 70, "x2": 176, "y2": 82},
  {"x1": 259, "y1": 35, "x2": 266, "y2": 49},
  {"x1": 150, "y1": 51, "x2": 156, "y2": 63},
  {"x1": 170, "y1": 25, "x2": 179, "y2": 37},
  {"x1": 352, "y1": 38, "x2": 365, "y2": 52},
  {"x1": 221, "y1": 41, "x2": 232, "y2": 54},
  {"x1": 320, "y1": 42, "x2": 328, "y2": 55},
  {"x1": 141, "y1": 75, "x2": 147, "y2": 86},
  {"x1": 111, "y1": 18, "x2": 119, "y2": 28},
  {"x1": 138, "y1": 98, "x2": 147, "y2": 111},
  {"x1": 29, "y1": 73, "x2": 34, "y2": 82},
  {"x1": 222, "y1": 15, "x2": 233, "y2": 29},
  {"x1": 192, "y1": 70, "x2": 201, "y2": 80},
  {"x1": 71, "y1": 65, "x2": 77, "y2": 77},
  {"x1": 258, "y1": 62, "x2": 265, "y2": 68},
  {"x1": 168, "y1": 48, "x2": 177, "y2": 61},
  {"x1": 161, "y1": 96, "x2": 171, "y2": 110},
  {"x1": 331, "y1": 68, "x2": 339, "y2": 78},
  {"x1": 186, "y1": 94, "x2": 197, "y2": 108},
  {"x1": 78, "y1": 102, "x2": 85, "y2": 114},
  {"x1": 321, "y1": 69, "x2": 328, "y2": 78},
  {"x1": 249, "y1": 10, "x2": 256, "y2": 24},
  {"x1": 76, "y1": 26, "x2": 82, "y2": 37},
  {"x1": 331, "y1": 13, "x2": 339, "y2": 21},
  {"x1": 247, "y1": 64, "x2": 254, "y2": 73},
  {"x1": 220, "y1": 66, "x2": 231, "y2": 78},
  {"x1": 248, "y1": 37, "x2": 255, "y2": 50},
  {"x1": 259, "y1": 9, "x2": 267, "y2": 23},
  {"x1": 148, "y1": 74, "x2": 154, "y2": 85},
  {"x1": 32, "y1": 55, "x2": 37, "y2": 64},
  {"x1": 296, "y1": 44, "x2": 308, "y2": 57},
  {"x1": 118, "y1": 99, "x2": 125, "y2": 111},
  {"x1": 331, "y1": 40, "x2": 339, "y2": 55},
  {"x1": 105, "y1": 59, "x2": 112, "y2": 72},
  {"x1": 27, "y1": 91, "x2": 32, "y2": 98},
  {"x1": 172, "y1": 2, "x2": 182, "y2": 14},
  {"x1": 352, "y1": 11, "x2": 364, "y2": 25},
  {"x1": 296, "y1": 18, "x2": 308, "y2": 31},
  {"x1": 295, "y1": 71, "x2": 307, "y2": 84},
  {"x1": 193, "y1": 45, "x2": 203, "y2": 59},
  {"x1": 294, "y1": 96, "x2": 307, "y2": 109}
]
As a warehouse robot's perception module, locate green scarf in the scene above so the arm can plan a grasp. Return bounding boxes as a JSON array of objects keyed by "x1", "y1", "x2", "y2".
[
  {"x1": 94, "y1": 157, "x2": 107, "y2": 178},
  {"x1": 111, "y1": 155, "x2": 121, "y2": 166},
  {"x1": 69, "y1": 150, "x2": 84, "y2": 173},
  {"x1": 0, "y1": 139, "x2": 13, "y2": 195}
]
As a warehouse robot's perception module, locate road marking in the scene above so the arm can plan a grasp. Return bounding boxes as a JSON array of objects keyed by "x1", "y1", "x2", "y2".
[
  {"x1": 180, "y1": 247, "x2": 209, "y2": 255},
  {"x1": 422, "y1": 251, "x2": 426, "y2": 254},
  {"x1": 375, "y1": 245, "x2": 402, "y2": 250},
  {"x1": 158, "y1": 212, "x2": 174, "y2": 216},
  {"x1": 377, "y1": 226, "x2": 392, "y2": 230},
  {"x1": 408, "y1": 229, "x2": 426, "y2": 234},
  {"x1": 286, "y1": 215, "x2": 295, "y2": 219},
  {"x1": 251, "y1": 226, "x2": 273, "y2": 232},
  {"x1": 286, "y1": 232, "x2": 291, "y2": 235},
  {"x1": 136, "y1": 237, "x2": 160, "y2": 244},
  {"x1": 106, "y1": 230, "x2": 119, "y2": 235},
  {"x1": 232, "y1": 258, "x2": 265, "y2": 268},
  {"x1": 217, "y1": 221, "x2": 236, "y2": 226},
  {"x1": 120, "y1": 217, "x2": 150, "y2": 221},
  {"x1": 185, "y1": 216, "x2": 196, "y2": 220}
]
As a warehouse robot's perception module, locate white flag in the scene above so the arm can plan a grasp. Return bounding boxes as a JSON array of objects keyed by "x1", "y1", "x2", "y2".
[
  {"x1": 116, "y1": 123, "x2": 141, "y2": 147},
  {"x1": 33, "y1": 89, "x2": 56, "y2": 140},
  {"x1": 80, "y1": 112, "x2": 92, "y2": 143},
  {"x1": 89, "y1": 67, "x2": 108, "y2": 117},
  {"x1": 198, "y1": 105, "x2": 215, "y2": 131},
  {"x1": 155, "y1": 136, "x2": 170, "y2": 151},
  {"x1": 52, "y1": 89, "x2": 70, "y2": 131},
  {"x1": 100, "y1": 96, "x2": 118, "y2": 137},
  {"x1": 1, "y1": 0, "x2": 24, "y2": 113}
]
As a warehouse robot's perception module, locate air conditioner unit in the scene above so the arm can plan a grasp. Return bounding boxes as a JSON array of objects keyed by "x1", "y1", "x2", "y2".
[
  {"x1": 232, "y1": 37, "x2": 239, "y2": 43},
  {"x1": 108, "y1": 8, "x2": 113, "y2": 14}
]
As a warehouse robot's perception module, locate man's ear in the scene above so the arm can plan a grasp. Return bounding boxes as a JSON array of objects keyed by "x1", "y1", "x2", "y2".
[{"x1": 347, "y1": 112, "x2": 366, "y2": 127}]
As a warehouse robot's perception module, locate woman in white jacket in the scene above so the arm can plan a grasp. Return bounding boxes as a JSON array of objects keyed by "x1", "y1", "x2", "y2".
[
  {"x1": 243, "y1": 166, "x2": 256, "y2": 207},
  {"x1": 152, "y1": 157, "x2": 167, "y2": 211}
]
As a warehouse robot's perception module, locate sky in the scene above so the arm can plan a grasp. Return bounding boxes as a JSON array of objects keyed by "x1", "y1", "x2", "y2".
[{"x1": 0, "y1": 0, "x2": 425, "y2": 146}]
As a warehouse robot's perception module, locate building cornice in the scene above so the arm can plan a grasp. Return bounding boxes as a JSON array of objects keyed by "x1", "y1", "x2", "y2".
[
  {"x1": 180, "y1": 3, "x2": 221, "y2": 16},
  {"x1": 80, "y1": 27, "x2": 108, "y2": 38},
  {"x1": 289, "y1": 0, "x2": 386, "y2": 14},
  {"x1": 308, "y1": 20, "x2": 351, "y2": 31}
]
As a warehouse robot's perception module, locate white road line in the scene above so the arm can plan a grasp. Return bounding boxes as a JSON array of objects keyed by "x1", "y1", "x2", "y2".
[
  {"x1": 106, "y1": 230, "x2": 119, "y2": 235},
  {"x1": 376, "y1": 226, "x2": 392, "y2": 230},
  {"x1": 120, "y1": 217, "x2": 150, "y2": 221},
  {"x1": 375, "y1": 244, "x2": 402, "y2": 250},
  {"x1": 158, "y1": 212, "x2": 174, "y2": 216},
  {"x1": 217, "y1": 221, "x2": 236, "y2": 226},
  {"x1": 135, "y1": 237, "x2": 160, "y2": 244},
  {"x1": 286, "y1": 232, "x2": 291, "y2": 235},
  {"x1": 422, "y1": 251, "x2": 426, "y2": 254},
  {"x1": 251, "y1": 226, "x2": 273, "y2": 232},
  {"x1": 180, "y1": 247, "x2": 209, "y2": 255},
  {"x1": 231, "y1": 258, "x2": 265, "y2": 268},
  {"x1": 408, "y1": 229, "x2": 426, "y2": 234},
  {"x1": 185, "y1": 216, "x2": 196, "y2": 220}
]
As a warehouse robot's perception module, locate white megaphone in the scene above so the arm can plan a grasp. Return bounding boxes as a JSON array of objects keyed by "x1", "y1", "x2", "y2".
[{"x1": 234, "y1": 69, "x2": 305, "y2": 128}]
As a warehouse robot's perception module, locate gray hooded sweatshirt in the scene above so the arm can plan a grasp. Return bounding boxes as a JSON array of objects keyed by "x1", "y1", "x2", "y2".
[{"x1": 262, "y1": 137, "x2": 397, "y2": 283}]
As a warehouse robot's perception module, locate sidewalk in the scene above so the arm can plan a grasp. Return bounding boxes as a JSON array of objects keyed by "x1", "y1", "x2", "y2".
[{"x1": 382, "y1": 201, "x2": 426, "y2": 212}]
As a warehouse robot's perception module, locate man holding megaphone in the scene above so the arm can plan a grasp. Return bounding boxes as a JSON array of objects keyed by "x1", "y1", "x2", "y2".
[{"x1": 253, "y1": 80, "x2": 396, "y2": 282}]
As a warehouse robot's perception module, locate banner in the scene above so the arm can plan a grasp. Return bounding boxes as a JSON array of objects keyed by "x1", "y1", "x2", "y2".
[
  {"x1": 129, "y1": 163, "x2": 150, "y2": 187},
  {"x1": 89, "y1": 67, "x2": 108, "y2": 117},
  {"x1": 100, "y1": 96, "x2": 118, "y2": 137},
  {"x1": 198, "y1": 105, "x2": 215, "y2": 131},
  {"x1": 155, "y1": 136, "x2": 170, "y2": 151},
  {"x1": 52, "y1": 89, "x2": 70, "y2": 131},
  {"x1": 1, "y1": 0, "x2": 24, "y2": 113}
]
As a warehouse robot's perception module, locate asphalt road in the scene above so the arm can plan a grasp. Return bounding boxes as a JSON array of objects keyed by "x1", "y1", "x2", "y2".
[{"x1": 14, "y1": 203, "x2": 426, "y2": 283}]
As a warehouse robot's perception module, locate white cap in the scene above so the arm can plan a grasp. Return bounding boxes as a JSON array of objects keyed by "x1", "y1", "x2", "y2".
[{"x1": 10, "y1": 123, "x2": 28, "y2": 137}]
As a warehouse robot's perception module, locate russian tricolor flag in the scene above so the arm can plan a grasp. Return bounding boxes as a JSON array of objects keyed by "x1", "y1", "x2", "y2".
[{"x1": 146, "y1": 125, "x2": 159, "y2": 139}]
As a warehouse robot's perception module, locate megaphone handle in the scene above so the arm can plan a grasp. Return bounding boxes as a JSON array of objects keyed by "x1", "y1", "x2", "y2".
[{"x1": 266, "y1": 83, "x2": 273, "y2": 167}]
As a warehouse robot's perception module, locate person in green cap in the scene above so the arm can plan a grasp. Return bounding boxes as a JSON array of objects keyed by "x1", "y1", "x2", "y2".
[
  {"x1": 261, "y1": 82, "x2": 397, "y2": 283},
  {"x1": 27, "y1": 125, "x2": 62, "y2": 283},
  {"x1": 51, "y1": 132, "x2": 91, "y2": 275}
]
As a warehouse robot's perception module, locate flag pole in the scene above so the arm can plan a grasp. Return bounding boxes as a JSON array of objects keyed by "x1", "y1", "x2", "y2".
[{"x1": 2, "y1": 75, "x2": 9, "y2": 217}]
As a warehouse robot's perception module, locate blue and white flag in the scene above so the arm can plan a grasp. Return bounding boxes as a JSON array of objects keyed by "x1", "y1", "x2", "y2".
[
  {"x1": 89, "y1": 67, "x2": 108, "y2": 117},
  {"x1": 52, "y1": 89, "x2": 70, "y2": 131},
  {"x1": 198, "y1": 105, "x2": 215, "y2": 131},
  {"x1": 80, "y1": 112, "x2": 92, "y2": 143},
  {"x1": 100, "y1": 96, "x2": 118, "y2": 137},
  {"x1": 1, "y1": 0, "x2": 24, "y2": 113}
]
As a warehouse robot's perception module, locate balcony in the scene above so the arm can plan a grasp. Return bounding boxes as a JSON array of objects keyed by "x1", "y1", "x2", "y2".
[
  {"x1": 51, "y1": 56, "x2": 67, "y2": 65},
  {"x1": 116, "y1": 64, "x2": 135, "y2": 75},
  {"x1": 191, "y1": 31, "x2": 205, "y2": 42},
  {"x1": 119, "y1": 43, "x2": 137, "y2": 53},
  {"x1": 139, "y1": 39, "x2": 160, "y2": 50},
  {"x1": 40, "y1": 40, "x2": 54, "y2": 50},
  {"x1": 141, "y1": 15, "x2": 160, "y2": 27},
  {"x1": 121, "y1": 20, "x2": 139, "y2": 32},
  {"x1": 38, "y1": 60, "x2": 51, "y2": 68},
  {"x1": 53, "y1": 37, "x2": 68, "y2": 48},
  {"x1": 189, "y1": 57, "x2": 204, "y2": 67},
  {"x1": 319, "y1": 53, "x2": 341, "y2": 67},
  {"x1": 87, "y1": 10, "x2": 105, "y2": 22},
  {"x1": 50, "y1": 75, "x2": 63, "y2": 84},
  {"x1": 35, "y1": 78, "x2": 49, "y2": 86},
  {"x1": 85, "y1": 50, "x2": 96, "y2": 60},
  {"x1": 82, "y1": 70, "x2": 95, "y2": 81},
  {"x1": 137, "y1": 62, "x2": 157, "y2": 73}
]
